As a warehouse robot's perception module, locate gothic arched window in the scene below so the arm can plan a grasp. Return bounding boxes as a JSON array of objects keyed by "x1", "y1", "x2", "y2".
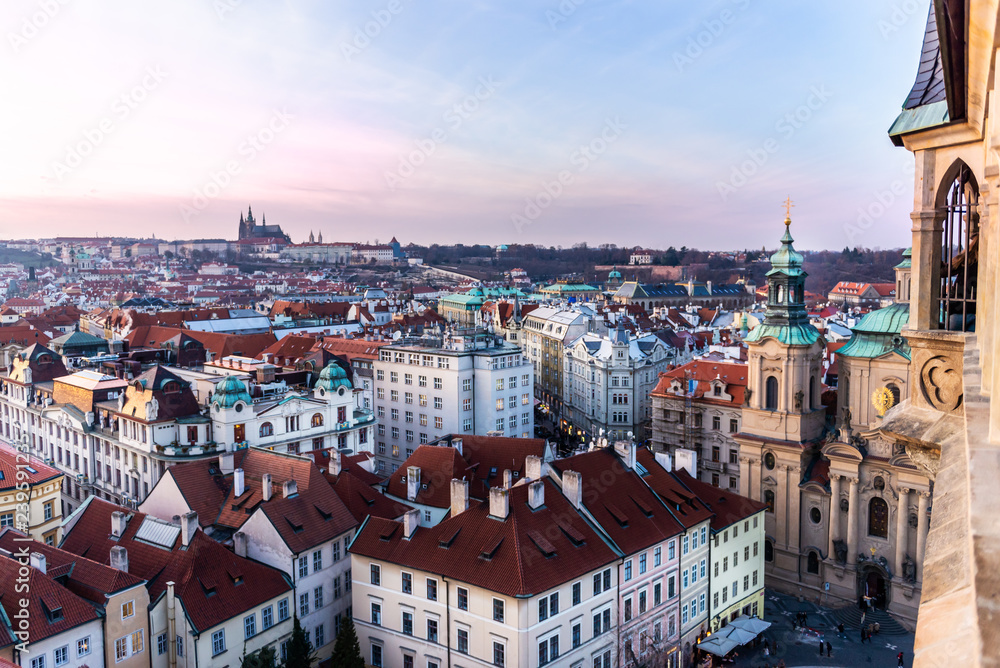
[
  {"x1": 765, "y1": 376, "x2": 779, "y2": 411},
  {"x1": 764, "y1": 540, "x2": 774, "y2": 562},
  {"x1": 868, "y1": 497, "x2": 889, "y2": 538}
]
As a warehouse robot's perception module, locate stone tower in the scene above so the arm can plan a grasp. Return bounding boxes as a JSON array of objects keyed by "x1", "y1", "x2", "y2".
[{"x1": 735, "y1": 212, "x2": 826, "y2": 585}]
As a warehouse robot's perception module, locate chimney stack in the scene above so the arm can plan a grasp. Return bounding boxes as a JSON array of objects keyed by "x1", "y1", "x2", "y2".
[
  {"x1": 234, "y1": 532, "x2": 247, "y2": 558},
  {"x1": 503, "y1": 469, "x2": 513, "y2": 489},
  {"x1": 181, "y1": 511, "x2": 198, "y2": 548},
  {"x1": 528, "y1": 479, "x2": 545, "y2": 509},
  {"x1": 563, "y1": 470, "x2": 582, "y2": 509},
  {"x1": 654, "y1": 451, "x2": 672, "y2": 472},
  {"x1": 262, "y1": 473, "x2": 272, "y2": 502},
  {"x1": 452, "y1": 437, "x2": 463, "y2": 456},
  {"x1": 234, "y1": 468, "x2": 245, "y2": 497},
  {"x1": 283, "y1": 480, "x2": 298, "y2": 498},
  {"x1": 675, "y1": 448, "x2": 698, "y2": 478},
  {"x1": 489, "y1": 486, "x2": 509, "y2": 520},
  {"x1": 111, "y1": 510, "x2": 127, "y2": 538},
  {"x1": 525, "y1": 455, "x2": 543, "y2": 481},
  {"x1": 402, "y1": 508, "x2": 420, "y2": 539},
  {"x1": 29, "y1": 551, "x2": 46, "y2": 575},
  {"x1": 110, "y1": 546, "x2": 128, "y2": 572},
  {"x1": 406, "y1": 467, "x2": 420, "y2": 502},
  {"x1": 220, "y1": 452, "x2": 235, "y2": 474},
  {"x1": 330, "y1": 450, "x2": 342, "y2": 476},
  {"x1": 615, "y1": 440, "x2": 637, "y2": 471},
  {"x1": 450, "y1": 478, "x2": 469, "y2": 517}
]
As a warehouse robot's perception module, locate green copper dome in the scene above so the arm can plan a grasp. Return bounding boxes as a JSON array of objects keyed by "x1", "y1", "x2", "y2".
[
  {"x1": 316, "y1": 361, "x2": 352, "y2": 391},
  {"x1": 894, "y1": 247, "x2": 912, "y2": 270},
  {"x1": 212, "y1": 375, "x2": 252, "y2": 408},
  {"x1": 838, "y1": 302, "x2": 911, "y2": 360},
  {"x1": 608, "y1": 266, "x2": 622, "y2": 280}
]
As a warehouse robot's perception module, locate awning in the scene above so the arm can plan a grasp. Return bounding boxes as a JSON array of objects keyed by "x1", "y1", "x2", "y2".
[
  {"x1": 697, "y1": 629, "x2": 739, "y2": 657},
  {"x1": 728, "y1": 615, "x2": 771, "y2": 637}
]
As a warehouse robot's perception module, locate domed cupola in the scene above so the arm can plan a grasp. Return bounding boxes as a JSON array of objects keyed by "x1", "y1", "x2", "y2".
[
  {"x1": 211, "y1": 375, "x2": 252, "y2": 410},
  {"x1": 315, "y1": 361, "x2": 353, "y2": 394}
]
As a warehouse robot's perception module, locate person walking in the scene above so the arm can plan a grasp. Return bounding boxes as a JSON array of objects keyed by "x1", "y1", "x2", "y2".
[
  {"x1": 898, "y1": 651, "x2": 905, "y2": 667},
  {"x1": 819, "y1": 639, "x2": 824, "y2": 656},
  {"x1": 826, "y1": 641, "x2": 832, "y2": 657}
]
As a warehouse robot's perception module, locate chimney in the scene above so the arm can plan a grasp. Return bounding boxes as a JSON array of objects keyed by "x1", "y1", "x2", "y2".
[
  {"x1": 528, "y1": 479, "x2": 545, "y2": 509},
  {"x1": 525, "y1": 455, "x2": 542, "y2": 481},
  {"x1": 452, "y1": 437, "x2": 463, "y2": 456},
  {"x1": 503, "y1": 469, "x2": 513, "y2": 489},
  {"x1": 563, "y1": 470, "x2": 582, "y2": 509},
  {"x1": 615, "y1": 440, "x2": 637, "y2": 471},
  {"x1": 450, "y1": 478, "x2": 469, "y2": 517},
  {"x1": 283, "y1": 479, "x2": 298, "y2": 498},
  {"x1": 262, "y1": 473, "x2": 272, "y2": 502},
  {"x1": 111, "y1": 510, "x2": 127, "y2": 538},
  {"x1": 675, "y1": 448, "x2": 698, "y2": 478},
  {"x1": 330, "y1": 450, "x2": 342, "y2": 476},
  {"x1": 234, "y1": 468, "x2": 245, "y2": 497},
  {"x1": 406, "y1": 466, "x2": 420, "y2": 502},
  {"x1": 181, "y1": 511, "x2": 198, "y2": 548},
  {"x1": 489, "y1": 486, "x2": 509, "y2": 520},
  {"x1": 234, "y1": 531, "x2": 247, "y2": 558},
  {"x1": 654, "y1": 451, "x2": 672, "y2": 472},
  {"x1": 402, "y1": 508, "x2": 420, "y2": 539},
  {"x1": 220, "y1": 451, "x2": 235, "y2": 474},
  {"x1": 29, "y1": 551, "x2": 46, "y2": 575},
  {"x1": 110, "y1": 545, "x2": 128, "y2": 572}
]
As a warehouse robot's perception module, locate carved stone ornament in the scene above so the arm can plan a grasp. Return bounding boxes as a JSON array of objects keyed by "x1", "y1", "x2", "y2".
[
  {"x1": 840, "y1": 498, "x2": 850, "y2": 513},
  {"x1": 919, "y1": 354, "x2": 964, "y2": 412},
  {"x1": 903, "y1": 555, "x2": 916, "y2": 582},
  {"x1": 833, "y1": 539, "x2": 847, "y2": 565}
]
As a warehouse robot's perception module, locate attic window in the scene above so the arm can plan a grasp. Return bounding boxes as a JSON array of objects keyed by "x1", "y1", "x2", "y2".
[
  {"x1": 198, "y1": 578, "x2": 217, "y2": 597},
  {"x1": 228, "y1": 567, "x2": 244, "y2": 585},
  {"x1": 605, "y1": 502, "x2": 630, "y2": 528},
  {"x1": 379, "y1": 525, "x2": 398, "y2": 542},
  {"x1": 526, "y1": 529, "x2": 556, "y2": 558},
  {"x1": 315, "y1": 504, "x2": 333, "y2": 521},
  {"x1": 556, "y1": 520, "x2": 586, "y2": 547},
  {"x1": 713, "y1": 385, "x2": 721, "y2": 396},
  {"x1": 284, "y1": 517, "x2": 304, "y2": 534},
  {"x1": 489, "y1": 467, "x2": 497, "y2": 478},
  {"x1": 479, "y1": 535, "x2": 503, "y2": 560},
  {"x1": 438, "y1": 526, "x2": 461, "y2": 549},
  {"x1": 630, "y1": 495, "x2": 654, "y2": 518},
  {"x1": 25, "y1": 467, "x2": 36, "y2": 475}
]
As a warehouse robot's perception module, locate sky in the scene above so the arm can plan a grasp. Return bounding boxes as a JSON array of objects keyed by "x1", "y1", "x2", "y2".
[{"x1": 0, "y1": 0, "x2": 928, "y2": 251}]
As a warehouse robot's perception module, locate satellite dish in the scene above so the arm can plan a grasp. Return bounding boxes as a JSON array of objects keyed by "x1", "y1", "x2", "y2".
[{"x1": 392, "y1": 330, "x2": 402, "y2": 341}]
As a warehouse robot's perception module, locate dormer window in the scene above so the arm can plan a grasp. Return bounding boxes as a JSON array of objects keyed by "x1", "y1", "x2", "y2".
[
  {"x1": 713, "y1": 385, "x2": 722, "y2": 396},
  {"x1": 163, "y1": 381, "x2": 180, "y2": 394}
]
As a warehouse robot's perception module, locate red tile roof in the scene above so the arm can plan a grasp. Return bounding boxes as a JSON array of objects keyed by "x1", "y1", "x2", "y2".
[
  {"x1": 669, "y1": 471, "x2": 767, "y2": 531},
  {"x1": 330, "y1": 471, "x2": 412, "y2": 523},
  {"x1": 351, "y1": 478, "x2": 619, "y2": 597},
  {"x1": 552, "y1": 448, "x2": 683, "y2": 554},
  {"x1": 0, "y1": 443, "x2": 62, "y2": 492},
  {"x1": 60, "y1": 497, "x2": 292, "y2": 633},
  {"x1": 652, "y1": 358, "x2": 748, "y2": 407},
  {"x1": 635, "y1": 448, "x2": 715, "y2": 529}
]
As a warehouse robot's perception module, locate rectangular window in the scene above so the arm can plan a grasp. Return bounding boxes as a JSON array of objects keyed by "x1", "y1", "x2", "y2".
[
  {"x1": 573, "y1": 623, "x2": 581, "y2": 648},
  {"x1": 53, "y1": 647, "x2": 67, "y2": 667},
  {"x1": 402, "y1": 572, "x2": 412, "y2": 594},
  {"x1": 299, "y1": 593, "x2": 309, "y2": 617},
  {"x1": 370, "y1": 564, "x2": 381, "y2": 586},
  {"x1": 371, "y1": 602, "x2": 381, "y2": 625},
  {"x1": 654, "y1": 582, "x2": 661, "y2": 606},
  {"x1": 639, "y1": 553, "x2": 647, "y2": 574},
  {"x1": 262, "y1": 605, "x2": 273, "y2": 630},
  {"x1": 298, "y1": 556, "x2": 308, "y2": 578},
  {"x1": 314, "y1": 624, "x2": 325, "y2": 648},
  {"x1": 538, "y1": 597, "x2": 548, "y2": 621},
  {"x1": 427, "y1": 578, "x2": 437, "y2": 601},
  {"x1": 434, "y1": 377, "x2": 443, "y2": 389},
  {"x1": 457, "y1": 587, "x2": 469, "y2": 610},
  {"x1": 427, "y1": 619, "x2": 438, "y2": 643},
  {"x1": 654, "y1": 546, "x2": 662, "y2": 566},
  {"x1": 244, "y1": 614, "x2": 256, "y2": 639},
  {"x1": 625, "y1": 559, "x2": 632, "y2": 581},
  {"x1": 402, "y1": 611, "x2": 413, "y2": 636},
  {"x1": 550, "y1": 592, "x2": 559, "y2": 616},
  {"x1": 121, "y1": 600, "x2": 134, "y2": 619},
  {"x1": 457, "y1": 629, "x2": 469, "y2": 654},
  {"x1": 572, "y1": 582, "x2": 581, "y2": 605},
  {"x1": 493, "y1": 598, "x2": 505, "y2": 623},
  {"x1": 314, "y1": 586, "x2": 324, "y2": 609},
  {"x1": 211, "y1": 630, "x2": 225, "y2": 656},
  {"x1": 371, "y1": 644, "x2": 383, "y2": 668},
  {"x1": 278, "y1": 598, "x2": 289, "y2": 621},
  {"x1": 313, "y1": 550, "x2": 322, "y2": 572},
  {"x1": 493, "y1": 641, "x2": 505, "y2": 667}
]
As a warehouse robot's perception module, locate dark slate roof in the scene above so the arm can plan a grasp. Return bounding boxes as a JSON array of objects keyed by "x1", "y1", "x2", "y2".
[{"x1": 904, "y1": 3, "x2": 946, "y2": 109}]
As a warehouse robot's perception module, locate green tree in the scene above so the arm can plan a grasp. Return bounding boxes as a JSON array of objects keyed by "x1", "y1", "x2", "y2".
[
  {"x1": 330, "y1": 617, "x2": 365, "y2": 668},
  {"x1": 284, "y1": 616, "x2": 315, "y2": 668},
  {"x1": 241, "y1": 645, "x2": 277, "y2": 668}
]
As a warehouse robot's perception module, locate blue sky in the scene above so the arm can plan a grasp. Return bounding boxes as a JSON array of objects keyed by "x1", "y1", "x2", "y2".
[{"x1": 0, "y1": 0, "x2": 928, "y2": 250}]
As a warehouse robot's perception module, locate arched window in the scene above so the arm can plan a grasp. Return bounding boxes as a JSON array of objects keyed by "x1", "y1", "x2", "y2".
[
  {"x1": 764, "y1": 489, "x2": 775, "y2": 514},
  {"x1": 259, "y1": 422, "x2": 273, "y2": 437},
  {"x1": 311, "y1": 413, "x2": 324, "y2": 428},
  {"x1": 887, "y1": 383, "x2": 901, "y2": 407},
  {"x1": 868, "y1": 497, "x2": 889, "y2": 538},
  {"x1": 809, "y1": 375, "x2": 818, "y2": 410},
  {"x1": 938, "y1": 162, "x2": 979, "y2": 331},
  {"x1": 807, "y1": 551, "x2": 820, "y2": 574},
  {"x1": 765, "y1": 376, "x2": 778, "y2": 411},
  {"x1": 764, "y1": 540, "x2": 774, "y2": 562},
  {"x1": 776, "y1": 285, "x2": 784, "y2": 303}
]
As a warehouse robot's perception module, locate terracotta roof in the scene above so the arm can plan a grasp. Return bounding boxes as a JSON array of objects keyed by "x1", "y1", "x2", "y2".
[
  {"x1": 0, "y1": 529, "x2": 145, "y2": 606},
  {"x1": 652, "y1": 358, "x2": 748, "y2": 406},
  {"x1": 125, "y1": 325, "x2": 276, "y2": 359},
  {"x1": 635, "y1": 448, "x2": 715, "y2": 529},
  {"x1": 669, "y1": 471, "x2": 767, "y2": 531},
  {"x1": 330, "y1": 471, "x2": 412, "y2": 523},
  {"x1": 351, "y1": 478, "x2": 619, "y2": 597},
  {"x1": 552, "y1": 448, "x2": 684, "y2": 554},
  {"x1": 60, "y1": 498, "x2": 292, "y2": 633},
  {"x1": 0, "y1": 551, "x2": 98, "y2": 645},
  {"x1": 0, "y1": 443, "x2": 62, "y2": 491}
]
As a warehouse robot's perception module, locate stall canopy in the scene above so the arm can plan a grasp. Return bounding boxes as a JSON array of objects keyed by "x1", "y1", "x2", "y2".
[
  {"x1": 728, "y1": 615, "x2": 772, "y2": 637},
  {"x1": 697, "y1": 629, "x2": 739, "y2": 657}
]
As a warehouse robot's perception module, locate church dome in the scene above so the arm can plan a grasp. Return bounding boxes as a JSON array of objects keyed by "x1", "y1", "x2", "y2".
[
  {"x1": 608, "y1": 266, "x2": 622, "y2": 280},
  {"x1": 212, "y1": 375, "x2": 252, "y2": 408},
  {"x1": 316, "y1": 362, "x2": 352, "y2": 391},
  {"x1": 767, "y1": 218, "x2": 805, "y2": 277},
  {"x1": 838, "y1": 302, "x2": 911, "y2": 360},
  {"x1": 851, "y1": 302, "x2": 910, "y2": 334}
]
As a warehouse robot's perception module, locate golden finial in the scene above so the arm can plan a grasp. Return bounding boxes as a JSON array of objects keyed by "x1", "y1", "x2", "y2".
[{"x1": 783, "y1": 196, "x2": 794, "y2": 224}]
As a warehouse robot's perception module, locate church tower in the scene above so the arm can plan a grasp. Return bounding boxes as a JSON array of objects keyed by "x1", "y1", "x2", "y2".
[{"x1": 735, "y1": 207, "x2": 826, "y2": 584}]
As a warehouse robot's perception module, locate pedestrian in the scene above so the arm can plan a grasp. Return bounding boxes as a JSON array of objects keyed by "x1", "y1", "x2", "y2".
[
  {"x1": 860, "y1": 628, "x2": 866, "y2": 643},
  {"x1": 898, "y1": 651, "x2": 905, "y2": 667},
  {"x1": 837, "y1": 622, "x2": 845, "y2": 636},
  {"x1": 819, "y1": 639, "x2": 824, "y2": 656},
  {"x1": 826, "y1": 641, "x2": 832, "y2": 657}
]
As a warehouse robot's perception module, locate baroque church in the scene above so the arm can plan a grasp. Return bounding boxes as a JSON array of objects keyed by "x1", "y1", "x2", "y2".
[
  {"x1": 237, "y1": 205, "x2": 291, "y2": 242},
  {"x1": 734, "y1": 213, "x2": 929, "y2": 629}
]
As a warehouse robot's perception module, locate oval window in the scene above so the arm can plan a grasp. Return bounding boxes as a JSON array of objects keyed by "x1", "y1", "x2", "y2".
[
  {"x1": 235, "y1": 403, "x2": 243, "y2": 413},
  {"x1": 764, "y1": 452, "x2": 776, "y2": 470},
  {"x1": 810, "y1": 507, "x2": 821, "y2": 524}
]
